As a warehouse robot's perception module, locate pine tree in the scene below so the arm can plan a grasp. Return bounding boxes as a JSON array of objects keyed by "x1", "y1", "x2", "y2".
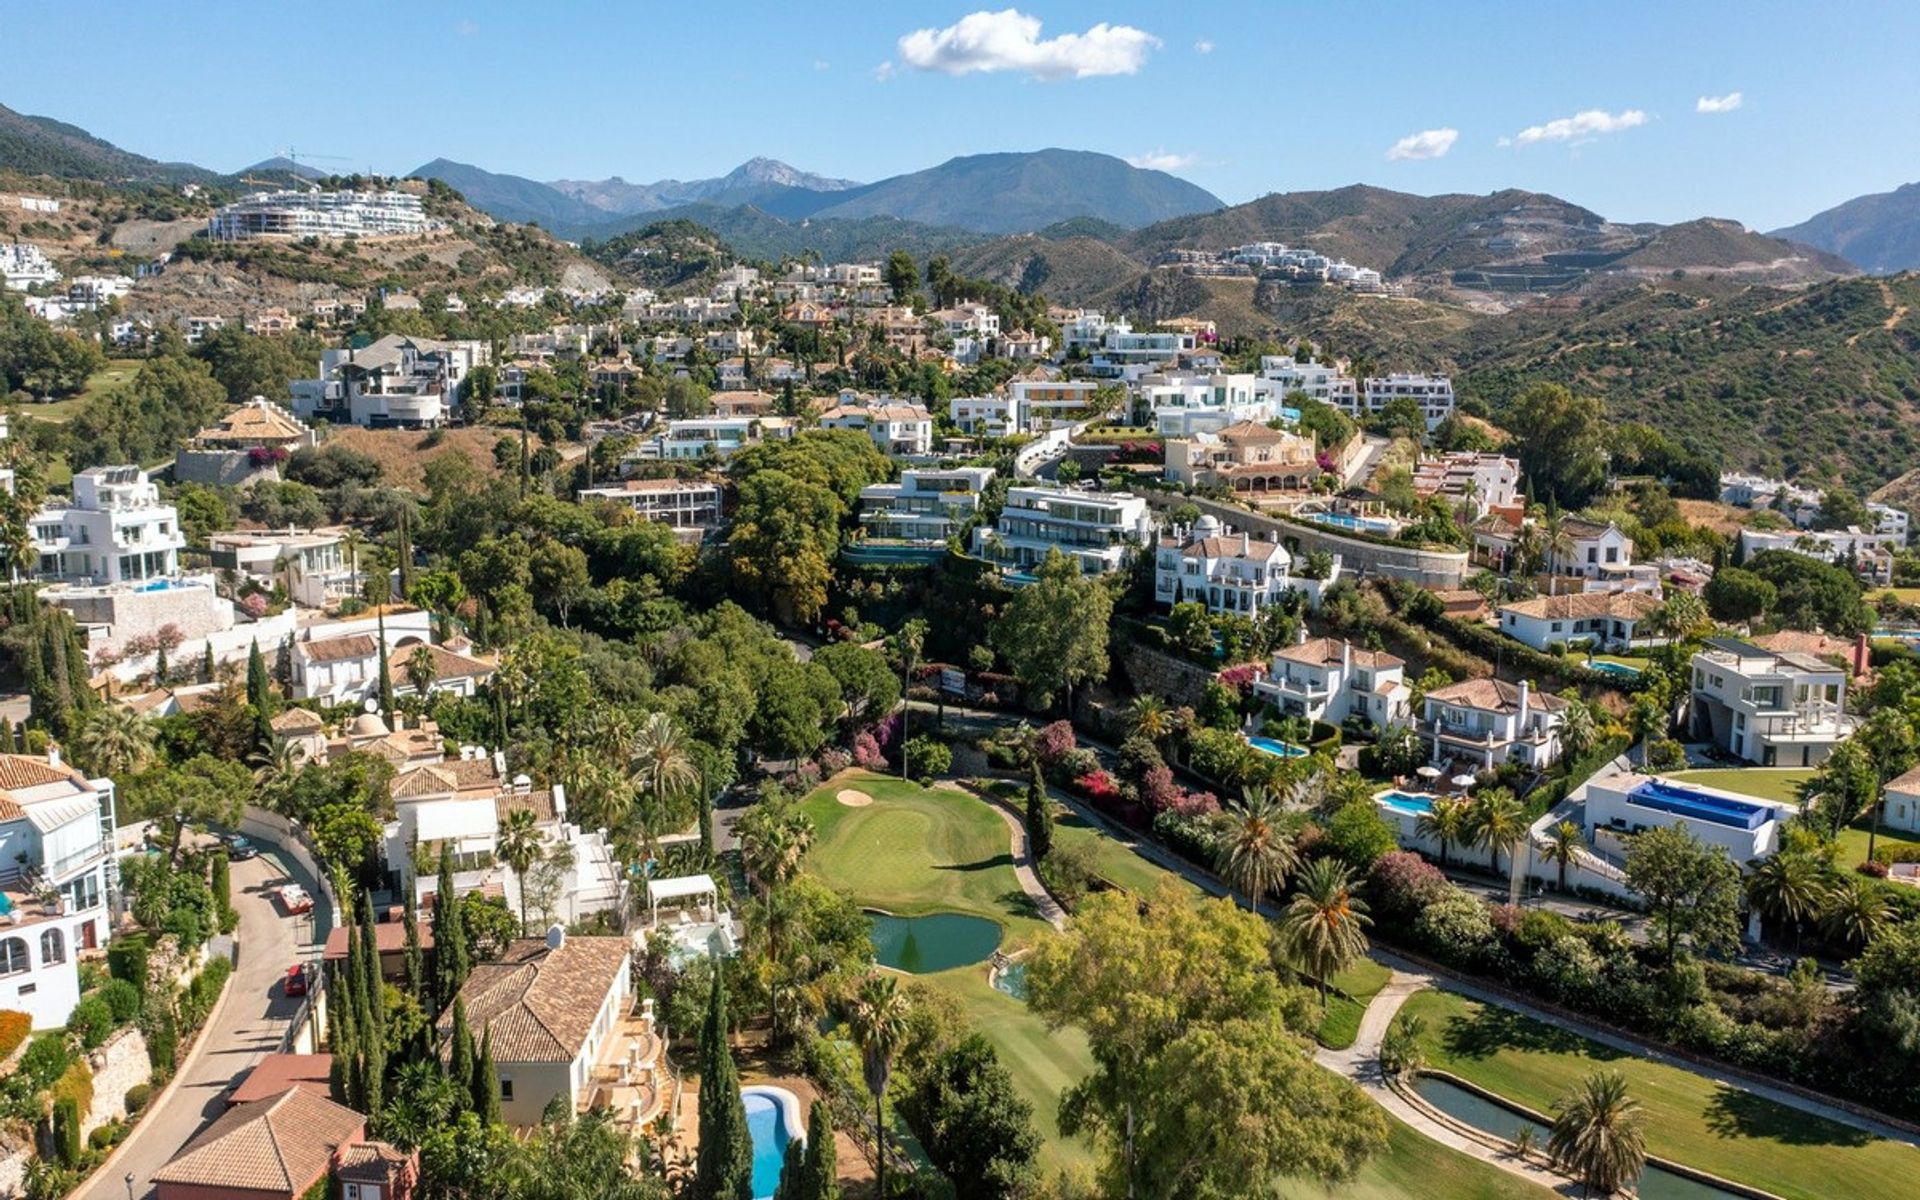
[
  {"x1": 1026, "y1": 759, "x2": 1053, "y2": 863},
  {"x1": 695, "y1": 966, "x2": 754, "y2": 1200},
  {"x1": 247, "y1": 639, "x2": 273, "y2": 749},
  {"x1": 473, "y1": 1028, "x2": 501, "y2": 1125},
  {"x1": 431, "y1": 848, "x2": 469, "y2": 1008},
  {"x1": 800, "y1": 1101, "x2": 839, "y2": 1200},
  {"x1": 376, "y1": 607, "x2": 396, "y2": 718}
]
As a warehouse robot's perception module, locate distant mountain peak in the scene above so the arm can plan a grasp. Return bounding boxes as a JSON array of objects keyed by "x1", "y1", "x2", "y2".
[
  {"x1": 1773, "y1": 181, "x2": 1920, "y2": 274},
  {"x1": 721, "y1": 156, "x2": 861, "y2": 192}
]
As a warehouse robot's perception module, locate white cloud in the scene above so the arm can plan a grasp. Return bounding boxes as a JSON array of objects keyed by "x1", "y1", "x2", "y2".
[
  {"x1": 872, "y1": 60, "x2": 896, "y2": 82},
  {"x1": 1126, "y1": 149, "x2": 1199, "y2": 172},
  {"x1": 897, "y1": 9, "x2": 1160, "y2": 80},
  {"x1": 1508, "y1": 108, "x2": 1647, "y2": 147},
  {"x1": 1696, "y1": 91, "x2": 1743, "y2": 114},
  {"x1": 455, "y1": 18, "x2": 477, "y2": 36},
  {"x1": 1385, "y1": 128, "x2": 1458, "y2": 161},
  {"x1": 1194, "y1": 38, "x2": 1215, "y2": 54}
]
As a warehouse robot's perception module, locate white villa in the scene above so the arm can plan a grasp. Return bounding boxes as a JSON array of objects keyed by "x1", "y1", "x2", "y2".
[
  {"x1": 1583, "y1": 773, "x2": 1795, "y2": 865},
  {"x1": 1687, "y1": 637, "x2": 1855, "y2": 767},
  {"x1": 1496, "y1": 590, "x2": 1661, "y2": 653},
  {"x1": 1419, "y1": 678, "x2": 1568, "y2": 771},
  {"x1": 1257, "y1": 356, "x2": 1358, "y2": 410},
  {"x1": 1548, "y1": 518, "x2": 1636, "y2": 581},
  {"x1": 1360, "y1": 374, "x2": 1456, "y2": 428},
  {"x1": 289, "y1": 334, "x2": 490, "y2": 429},
  {"x1": 972, "y1": 485, "x2": 1153, "y2": 576},
  {"x1": 0, "y1": 750, "x2": 119, "y2": 1028},
  {"x1": 856, "y1": 467, "x2": 995, "y2": 548},
  {"x1": 818, "y1": 401, "x2": 935, "y2": 457},
  {"x1": 1154, "y1": 515, "x2": 1336, "y2": 617},
  {"x1": 28, "y1": 466, "x2": 185, "y2": 585},
  {"x1": 1880, "y1": 766, "x2": 1920, "y2": 835},
  {"x1": 635, "y1": 417, "x2": 796, "y2": 461},
  {"x1": 1412, "y1": 452, "x2": 1521, "y2": 518},
  {"x1": 577, "y1": 478, "x2": 724, "y2": 537},
  {"x1": 1253, "y1": 637, "x2": 1408, "y2": 729}
]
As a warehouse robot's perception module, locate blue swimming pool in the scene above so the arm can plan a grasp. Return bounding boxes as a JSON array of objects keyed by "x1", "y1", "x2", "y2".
[
  {"x1": 1247, "y1": 736, "x2": 1308, "y2": 759},
  {"x1": 1588, "y1": 659, "x2": 1642, "y2": 679},
  {"x1": 1308, "y1": 512, "x2": 1397, "y2": 535},
  {"x1": 1377, "y1": 791, "x2": 1436, "y2": 816},
  {"x1": 1629, "y1": 779, "x2": 1770, "y2": 831},
  {"x1": 743, "y1": 1086, "x2": 801, "y2": 1200}
]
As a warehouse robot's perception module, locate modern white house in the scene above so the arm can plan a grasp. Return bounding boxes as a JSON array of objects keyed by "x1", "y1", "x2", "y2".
[
  {"x1": 949, "y1": 395, "x2": 1019, "y2": 437},
  {"x1": 289, "y1": 335, "x2": 490, "y2": 429},
  {"x1": 1257, "y1": 356, "x2": 1358, "y2": 410},
  {"x1": 1583, "y1": 773, "x2": 1795, "y2": 865},
  {"x1": 1496, "y1": 590, "x2": 1661, "y2": 652},
  {"x1": 1010, "y1": 379, "x2": 1102, "y2": 429},
  {"x1": 440, "y1": 930, "x2": 633, "y2": 1128},
  {"x1": 28, "y1": 466, "x2": 185, "y2": 584},
  {"x1": 1154, "y1": 514, "x2": 1335, "y2": 617},
  {"x1": 1419, "y1": 678, "x2": 1568, "y2": 771},
  {"x1": 1252, "y1": 637, "x2": 1408, "y2": 729},
  {"x1": 1360, "y1": 373, "x2": 1456, "y2": 428},
  {"x1": 1738, "y1": 526, "x2": 1900, "y2": 586},
  {"x1": 1412, "y1": 452, "x2": 1521, "y2": 518},
  {"x1": 577, "y1": 478, "x2": 725, "y2": 537},
  {"x1": 1687, "y1": 637, "x2": 1855, "y2": 767},
  {"x1": 972, "y1": 485, "x2": 1153, "y2": 576},
  {"x1": 856, "y1": 467, "x2": 995, "y2": 548},
  {"x1": 634, "y1": 417, "x2": 796, "y2": 461},
  {"x1": 207, "y1": 189, "x2": 436, "y2": 240},
  {"x1": 207, "y1": 528, "x2": 353, "y2": 608},
  {"x1": 0, "y1": 750, "x2": 119, "y2": 1028},
  {"x1": 1134, "y1": 372, "x2": 1278, "y2": 436},
  {"x1": 1548, "y1": 518, "x2": 1636, "y2": 581},
  {"x1": 1089, "y1": 324, "x2": 1196, "y2": 376},
  {"x1": 2, "y1": 243, "x2": 61, "y2": 291}
]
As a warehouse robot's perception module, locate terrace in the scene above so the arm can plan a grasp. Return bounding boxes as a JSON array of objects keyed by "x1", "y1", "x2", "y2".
[{"x1": 578, "y1": 998, "x2": 670, "y2": 1130}]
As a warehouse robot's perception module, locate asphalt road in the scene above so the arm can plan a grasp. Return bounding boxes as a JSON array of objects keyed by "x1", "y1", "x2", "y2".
[{"x1": 79, "y1": 847, "x2": 325, "y2": 1200}]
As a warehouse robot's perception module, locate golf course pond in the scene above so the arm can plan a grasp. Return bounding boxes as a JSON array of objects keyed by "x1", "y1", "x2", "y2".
[{"x1": 867, "y1": 910, "x2": 1002, "y2": 973}]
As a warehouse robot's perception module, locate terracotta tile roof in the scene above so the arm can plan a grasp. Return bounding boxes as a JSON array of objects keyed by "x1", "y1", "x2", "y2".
[
  {"x1": 228, "y1": 1054, "x2": 335, "y2": 1106},
  {"x1": 194, "y1": 401, "x2": 308, "y2": 445},
  {"x1": 323, "y1": 921, "x2": 434, "y2": 962},
  {"x1": 498, "y1": 788, "x2": 558, "y2": 823},
  {"x1": 391, "y1": 756, "x2": 499, "y2": 799},
  {"x1": 300, "y1": 634, "x2": 378, "y2": 664},
  {"x1": 1558, "y1": 518, "x2": 1622, "y2": 540},
  {"x1": 1498, "y1": 591, "x2": 1661, "y2": 622},
  {"x1": 1175, "y1": 534, "x2": 1286, "y2": 560},
  {"x1": 337, "y1": 1140, "x2": 415, "y2": 1186},
  {"x1": 0, "y1": 754, "x2": 83, "y2": 791},
  {"x1": 271, "y1": 708, "x2": 325, "y2": 733},
  {"x1": 440, "y1": 936, "x2": 630, "y2": 1064},
  {"x1": 388, "y1": 642, "x2": 498, "y2": 683},
  {"x1": 1272, "y1": 637, "x2": 1404, "y2": 671},
  {"x1": 1215, "y1": 420, "x2": 1291, "y2": 442},
  {"x1": 152, "y1": 1086, "x2": 364, "y2": 1194},
  {"x1": 1887, "y1": 764, "x2": 1920, "y2": 794},
  {"x1": 1425, "y1": 677, "x2": 1570, "y2": 714}
]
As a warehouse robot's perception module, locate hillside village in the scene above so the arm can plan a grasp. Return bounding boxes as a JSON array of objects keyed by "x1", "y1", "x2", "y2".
[{"x1": 4, "y1": 77, "x2": 1920, "y2": 1200}]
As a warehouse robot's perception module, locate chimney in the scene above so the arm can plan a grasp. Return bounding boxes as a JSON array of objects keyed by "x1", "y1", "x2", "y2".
[
  {"x1": 552, "y1": 783, "x2": 568, "y2": 823},
  {"x1": 1342, "y1": 641, "x2": 1352, "y2": 675},
  {"x1": 45, "y1": 744, "x2": 60, "y2": 769},
  {"x1": 1241, "y1": 530, "x2": 1250, "y2": 555},
  {"x1": 1517, "y1": 679, "x2": 1530, "y2": 727},
  {"x1": 493, "y1": 750, "x2": 507, "y2": 778},
  {"x1": 1854, "y1": 632, "x2": 1871, "y2": 678}
]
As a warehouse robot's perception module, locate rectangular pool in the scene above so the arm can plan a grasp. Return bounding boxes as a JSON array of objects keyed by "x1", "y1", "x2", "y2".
[
  {"x1": 1629, "y1": 779, "x2": 1771, "y2": 831},
  {"x1": 1247, "y1": 736, "x2": 1308, "y2": 759}
]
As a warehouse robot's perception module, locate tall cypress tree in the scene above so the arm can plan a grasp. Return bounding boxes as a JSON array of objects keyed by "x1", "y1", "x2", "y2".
[
  {"x1": 431, "y1": 849, "x2": 469, "y2": 1009},
  {"x1": 695, "y1": 967, "x2": 753, "y2": 1200},
  {"x1": 773, "y1": 1139, "x2": 803, "y2": 1200},
  {"x1": 402, "y1": 882, "x2": 426, "y2": 1005},
  {"x1": 395, "y1": 506, "x2": 417, "y2": 599},
  {"x1": 800, "y1": 1101, "x2": 839, "y2": 1200},
  {"x1": 275, "y1": 634, "x2": 295, "y2": 690},
  {"x1": 247, "y1": 639, "x2": 273, "y2": 749},
  {"x1": 1026, "y1": 759, "x2": 1053, "y2": 863},
  {"x1": 376, "y1": 607, "x2": 396, "y2": 718},
  {"x1": 448, "y1": 998, "x2": 476, "y2": 1107},
  {"x1": 472, "y1": 1028, "x2": 501, "y2": 1125},
  {"x1": 202, "y1": 641, "x2": 216, "y2": 684}
]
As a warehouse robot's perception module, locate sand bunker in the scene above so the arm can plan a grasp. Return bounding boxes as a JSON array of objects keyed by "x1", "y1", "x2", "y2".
[{"x1": 836, "y1": 789, "x2": 874, "y2": 807}]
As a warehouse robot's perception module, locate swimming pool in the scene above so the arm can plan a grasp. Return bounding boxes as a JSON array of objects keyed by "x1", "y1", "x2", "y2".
[
  {"x1": 1307, "y1": 512, "x2": 1398, "y2": 535},
  {"x1": 742, "y1": 1085, "x2": 804, "y2": 1200},
  {"x1": 1247, "y1": 736, "x2": 1308, "y2": 759},
  {"x1": 1376, "y1": 790, "x2": 1436, "y2": 816},
  {"x1": 868, "y1": 911, "x2": 1003, "y2": 973},
  {"x1": 1588, "y1": 659, "x2": 1642, "y2": 679},
  {"x1": 1628, "y1": 779, "x2": 1770, "y2": 831}
]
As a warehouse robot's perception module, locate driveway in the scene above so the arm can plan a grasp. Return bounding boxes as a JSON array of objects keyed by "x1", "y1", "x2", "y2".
[{"x1": 78, "y1": 845, "x2": 328, "y2": 1200}]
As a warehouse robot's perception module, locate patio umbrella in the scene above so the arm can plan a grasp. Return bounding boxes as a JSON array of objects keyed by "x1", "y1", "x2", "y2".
[
  {"x1": 1416, "y1": 765, "x2": 1442, "y2": 780},
  {"x1": 1450, "y1": 774, "x2": 1478, "y2": 789}
]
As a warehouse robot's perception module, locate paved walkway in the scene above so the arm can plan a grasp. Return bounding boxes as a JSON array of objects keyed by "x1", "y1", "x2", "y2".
[{"x1": 955, "y1": 783, "x2": 1067, "y2": 930}]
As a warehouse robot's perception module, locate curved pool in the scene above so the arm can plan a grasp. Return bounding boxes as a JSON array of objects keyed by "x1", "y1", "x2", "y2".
[
  {"x1": 742, "y1": 1085, "x2": 804, "y2": 1200},
  {"x1": 868, "y1": 911, "x2": 1002, "y2": 973}
]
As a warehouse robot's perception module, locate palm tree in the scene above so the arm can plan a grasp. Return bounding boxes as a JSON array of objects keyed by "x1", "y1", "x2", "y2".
[
  {"x1": 1539, "y1": 820, "x2": 1583, "y2": 892},
  {"x1": 1467, "y1": 788, "x2": 1528, "y2": 876},
  {"x1": 69, "y1": 705, "x2": 155, "y2": 778},
  {"x1": 845, "y1": 973, "x2": 910, "y2": 1200},
  {"x1": 1319, "y1": 771, "x2": 1377, "y2": 818},
  {"x1": 249, "y1": 739, "x2": 304, "y2": 808},
  {"x1": 1216, "y1": 786, "x2": 1297, "y2": 915},
  {"x1": 1127, "y1": 694, "x2": 1173, "y2": 744},
  {"x1": 737, "y1": 801, "x2": 814, "y2": 895},
  {"x1": 1653, "y1": 590, "x2": 1709, "y2": 643},
  {"x1": 341, "y1": 528, "x2": 364, "y2": 604},
  {"x1": 630, "y1": 712, "x2": 698, "y2": 852},
  {"x1": 1416, "y1": 796, "x2": 1472, "y2": 869},
  {"x1": 1744, "y1": 852, "x2": 1828, "y2": 949},
  {"x1": 404, "y1": 644, "x2": 437, "y2": 700},
  {"x1": 496, "y1": 808, "x2": 544, "y2": 934},
  {"x1": 1821, "y1": 876, "x2": 1893, "y2": 953},
  {"x1": 1560, "y1": 698, "x2": 1597, "y2": 760},
  {"x1": 1378, "y1": 1012, "x2": 1426, "y2": 1080},
  {"x1": 1548, "y1": 1070, "x2": 1647, "y2": 1197},
  {"x1": 1277, "y1": 858, "x2": 1372, "y2": 1000}
]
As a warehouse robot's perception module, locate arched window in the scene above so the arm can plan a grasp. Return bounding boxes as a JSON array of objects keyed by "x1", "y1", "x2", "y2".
[
  {"x1": 0, "y1": 938, "x2": 27, "y2": 976},
  {"x1": 39, "y1": 929, "x2": 63, "y2": 966}
]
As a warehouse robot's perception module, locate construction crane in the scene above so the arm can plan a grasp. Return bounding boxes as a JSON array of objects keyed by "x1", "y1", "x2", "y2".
[{"x1": 277, "y1": 147, "x2": 354, "y2": 174}]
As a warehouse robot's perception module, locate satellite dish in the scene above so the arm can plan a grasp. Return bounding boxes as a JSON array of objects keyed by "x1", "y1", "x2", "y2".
[{"x1": 363, "y1": 697, "x2": 379, "y2": 714}]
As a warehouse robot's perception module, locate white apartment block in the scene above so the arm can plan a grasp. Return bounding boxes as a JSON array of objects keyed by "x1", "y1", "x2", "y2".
[
  {"x1": 577, "y1": 478, "x2": 724, "y2": 533},
  {"x1": 1134, "y1": 372, "x2": 1277, "y2": 437},
  {"x1": 1361, "y1": 374, "x2": 1456, "y2": 429},
  {"x1": 818, "y1": 401, "x2": 934, "y2": 457},
  {"x1": 1412, "y1": 452, "x2": 1521, "y2": 518},
  {"x1": 0, "y1": 750, "x2": 120, "y2": 1029},
  {"x1": 1257, "y1": 356, "x2": 1359, "y2": 411},
  {"x1": 1688, "y1": 637, "x2": 1855, "y2": 767},
  {"x1": 28, "y1": 466, "x2": 184, "y2": 584},
  {"x1": 635, "y1": 416, "x2": 796, "y2": 461},
  {"x1": 289, "y1": 334, "x2": 489, "y2": 428},
  {"x1": 1252, "y1": 637, "x2": 1409, "y2": 729},
  {"x1": 207, "y1": 190, "x2": 436, "y2": 240},
  {"x1": 1420, "y1": 678, "x2": 1567, "y2": 771},
  {"x1": 857, "y1": 467, "x2": 995, "y2": 547},
  {"x1": 1056, "y1": 310, "x2": 1114, "y2": 352},
  {"x1": 973, "y1": 485, "x2": 1153, "y2": 576},
  {"x1": 1090, "y1": 324, "x2": 1196, "y2": 377},
  {"x1": 2, "y1": 243, "x2": 61, "y2": 291}
]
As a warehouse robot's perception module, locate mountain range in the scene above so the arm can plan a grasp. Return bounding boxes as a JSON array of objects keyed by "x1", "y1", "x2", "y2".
[
  {"x1": 1773, "y1": 182, "x2": 1920, "y2": 274},
  {"x1": 0, "y1": 102, "x2": 221, "y2": 186},
  {"x1": 549, "y1": 156, "x2": 861, "y2": 215}
]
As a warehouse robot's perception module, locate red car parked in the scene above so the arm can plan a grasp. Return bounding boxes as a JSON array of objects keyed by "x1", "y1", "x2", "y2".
[{"x1": 284, "y1": 963, "x2": 309, "y2": 997}]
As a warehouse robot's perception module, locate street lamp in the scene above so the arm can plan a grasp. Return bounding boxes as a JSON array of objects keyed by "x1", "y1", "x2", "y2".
[{"x1": 125, "y1": 1170, "x2": 134, "y2": 1200}]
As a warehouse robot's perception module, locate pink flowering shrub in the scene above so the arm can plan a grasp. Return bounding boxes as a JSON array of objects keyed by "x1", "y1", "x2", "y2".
[
  {"x1": 1170, "y1": 789, "x2": 1220, "y2": 818},
  {"x1": 1035, "y1": 720, "x2": 1076, "y2": 769},
  {"x1": 816, "y1": 748, "x2": 851, "y2": 775},
  {"x1": 1215, "y1": 664, "x2": 1259, "y2": 695},
  {"x1": 851, "y1": 731, "x2": 886, "y2": 770},
  {"x1": 1074, "y1": 769, "x2": 1121, "y2": 804},
  {"x1": 241, "y1": 593, "x2": 269, "y2": 617},
  {"x1": 1140, "y1": 763, "x2": 1180, "y2": 813},
  {"x1": 1369, "y1": 851, "x2": 1445, "y2": 920}
]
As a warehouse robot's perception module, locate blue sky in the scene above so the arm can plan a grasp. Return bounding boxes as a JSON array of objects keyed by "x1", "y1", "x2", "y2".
[{"x1": 3, "y1": 1, "x2": 1914, "y2": 230}]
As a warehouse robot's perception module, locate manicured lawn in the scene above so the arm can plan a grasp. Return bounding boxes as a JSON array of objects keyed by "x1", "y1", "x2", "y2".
[
  {"x1": 1662, "y1": 767, "x2": 1816, "y2": 806},
  {"x1": 1317, "y1": 959, "x2": 1393, "y2": 1050},
  {"x1": 1330, "y1": 1118, "x2": 1553, "y2": 1200},
  {"x1": 1400, "y1": 989, "x2": 1920, "y2": 1200},
  {"x1": 1836, "y1": 819, "x2": 1920, "y2": 866},
  {"x1": 1872, "y1": 587, "x2": 1920, "y2": 605},
  {"x1": 1049, "y1": 806, "x2": 1202, "y2": 899}
]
